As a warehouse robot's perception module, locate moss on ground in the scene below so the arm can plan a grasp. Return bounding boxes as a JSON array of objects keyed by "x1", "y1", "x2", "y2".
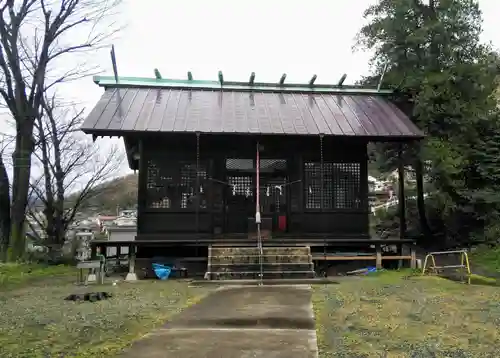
[
  {"x1": 313, "y1": 270, "x2": 500, "y2": 357},
  {"x1": 0, "y1": 274, "x2": 209, "y2": 358}
]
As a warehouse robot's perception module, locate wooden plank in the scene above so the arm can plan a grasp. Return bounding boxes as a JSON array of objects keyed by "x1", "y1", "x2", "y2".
[
  {"x1": 382, "y1": 256, "x2": 412, "y2": 260},
  {"x1": 313, "y1": 256, "x2": 376, "y2": 261},
  {"x1": 312, "y1": 255, "x2": 412, "y2": 261}
]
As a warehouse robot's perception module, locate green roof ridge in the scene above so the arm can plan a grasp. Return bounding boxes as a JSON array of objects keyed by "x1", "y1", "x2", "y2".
[{"x1": 92, "y1": 75, "x2": 394, "y2": 95}]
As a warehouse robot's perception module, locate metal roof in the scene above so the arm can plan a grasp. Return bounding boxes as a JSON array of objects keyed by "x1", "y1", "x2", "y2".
[{"x1": 81, "y1": 87, "x2": 424, "y2": 139}]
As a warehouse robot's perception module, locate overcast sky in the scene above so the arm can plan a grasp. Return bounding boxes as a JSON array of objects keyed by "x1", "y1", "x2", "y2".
[
  {"x1": 3, "y1": 0, "x2": 500, "y2": 178},
  {"x1": 75, "y1": 0, "x2": 500, "y2": 115}
]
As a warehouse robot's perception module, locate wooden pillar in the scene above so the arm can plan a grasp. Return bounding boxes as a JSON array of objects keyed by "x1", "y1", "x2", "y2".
[
  {"x1": 397, "y1": 244, "x2": 404, "y2": 269},
  {"x1": 375, "y1": 243, "x2": 382, "y2": 269},
  {"x1": 410, "y1": 244, "x2": 417, "y2": 269},
  {"x1": 116, "y1": 245, "x2": 121, "y2": 266},
  {"x1": 137, "y1": 140, "x2": 146, "y2": 235},
  {"x1": 397, "y1": 144, "x2": 407, "y2": 239},
  {"x1": 125, "y1": 244, "x2": 137, "y2": 281}
]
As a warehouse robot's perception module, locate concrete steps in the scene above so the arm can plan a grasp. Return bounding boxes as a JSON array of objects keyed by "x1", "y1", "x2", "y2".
[{"x1": 207, "y1": 246, "x2": 315, "y2": 280}]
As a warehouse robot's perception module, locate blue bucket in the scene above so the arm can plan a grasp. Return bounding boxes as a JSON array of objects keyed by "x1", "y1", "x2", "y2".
[
  {"x1": 364, "y1": 266, "x2": 377, "y2": 274},
  {"x1": 152, "y1": 263, "x2": 172, "y2": 280}
]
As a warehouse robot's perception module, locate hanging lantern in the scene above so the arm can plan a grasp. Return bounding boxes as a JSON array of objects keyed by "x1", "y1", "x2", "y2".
[
  {"x1": 200, "y1": 185, "x2": 204, "y2": 194},
  {"x1": 232, "y1": 184, "x2": 237, "y2": 196},
  {"x1": 266, "y1": 186, "x2": 270, "y2": 197},
  {"x1": 309, "y1": 186, "x2": 312, "y2": 194}
]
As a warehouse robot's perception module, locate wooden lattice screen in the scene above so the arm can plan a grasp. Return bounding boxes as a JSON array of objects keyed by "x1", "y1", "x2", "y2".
[
  {"x1": 304, "y1": 162, "x2": 361, "y2": 209},
  {"x1": 146, "y1": 158, "x2": 208, "y2": 210}
]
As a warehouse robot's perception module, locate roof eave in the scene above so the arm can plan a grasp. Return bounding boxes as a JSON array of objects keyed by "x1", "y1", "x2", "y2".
[{"x1": 80, "y1": 127, "x2": 424, "y2": 142}]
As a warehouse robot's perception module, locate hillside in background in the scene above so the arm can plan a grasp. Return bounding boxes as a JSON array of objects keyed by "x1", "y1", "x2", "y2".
[{"x1": 72, "y1": 173, "x2": 138, "y2": 215}]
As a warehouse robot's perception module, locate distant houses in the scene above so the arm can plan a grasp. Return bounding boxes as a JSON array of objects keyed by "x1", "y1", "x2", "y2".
[{"x1": 25, "y1": 208, "x2": 138, "y2": 259}]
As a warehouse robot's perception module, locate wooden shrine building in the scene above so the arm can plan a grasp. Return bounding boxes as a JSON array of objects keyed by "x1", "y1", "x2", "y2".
[{"x1": 81, "y1": 72, "x2": 424, "y2": 279}]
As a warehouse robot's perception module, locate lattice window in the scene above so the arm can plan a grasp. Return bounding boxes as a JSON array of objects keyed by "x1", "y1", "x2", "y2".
[
  {"x1": 146, "y1": 158, "x2": 208, "y2": 210},
  {"x1": 304, "y1": 162, "x2": 361, "y2": 209},
  {"x1": 332, "y1": 163, "x2": 361, "y2": 209},
  {"x1": 228, "y1": 176, "x2": 253, "y2": 197}
]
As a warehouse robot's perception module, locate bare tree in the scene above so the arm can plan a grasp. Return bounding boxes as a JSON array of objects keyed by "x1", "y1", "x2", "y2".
[
  {"x1": 0, "y1": 0, "x2": 121, "y2": 259},
  {"x1": 27, "y1": 93, "x2": 122, "y2": 257},
  {"x1": 0, "y1": 135, "x2": 13, "y2": 261}
]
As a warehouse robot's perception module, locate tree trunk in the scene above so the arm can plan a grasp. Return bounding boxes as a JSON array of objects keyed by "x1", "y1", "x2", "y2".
[
  {"x1": 9, "y1": 122, "x2": 35, "y2": 260},
  {"x1": 0, "y1": 155, "x2": 11, "y2": 261},
  {"x1": 51, "y1": 114, "x2": 67, "y2": 248}
]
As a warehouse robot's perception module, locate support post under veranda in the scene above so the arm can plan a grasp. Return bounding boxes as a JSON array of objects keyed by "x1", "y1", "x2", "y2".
[
  {"x1": 125, "y1": 243, "x2": 137, "y2": 281},
  {"x1": 397, "y1": 144, "x2": 407, "y2": 268}
]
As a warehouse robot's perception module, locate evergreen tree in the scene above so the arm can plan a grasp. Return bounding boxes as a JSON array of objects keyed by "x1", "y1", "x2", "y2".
[{"x1": 357, "y1": 0, "x2": 500, "y2": 246}]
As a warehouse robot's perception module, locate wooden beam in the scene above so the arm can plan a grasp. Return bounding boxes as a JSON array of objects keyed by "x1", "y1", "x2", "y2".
[
  {"x1": 313, "y1": 256, "x2": 377, "y2": 261},
  {"x1": 337, "y1": 73, "x2": 347, "y2": 86},
  {"x1": 154, "y1": 68, "x2": 162, "y2": 79},
  {"x1": 187, "y1": 71, "x2": 193, "y2": 80},
  {"x1": 309, "y1": 75, "x2": 317, "y2": 86},
  {"x1": 249, "y1": 72, "x2": 255, "y2": 85},
  {"x1": 311, "y1": 255, "x2": 412, "y2": 261},
  {"x1": 279, "y1": 73, "x2": 286, "y2": 85}
]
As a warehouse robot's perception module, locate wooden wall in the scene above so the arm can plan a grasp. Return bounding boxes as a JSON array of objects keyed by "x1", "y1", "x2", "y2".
[{"x1": 134, "y1": 133, "x2": 369, "y2": 239}]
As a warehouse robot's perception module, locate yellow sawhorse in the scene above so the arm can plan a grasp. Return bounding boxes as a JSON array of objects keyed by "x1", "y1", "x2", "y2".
[{"x1": 422, "y1": 249, "x2": 471, "y2": 284}]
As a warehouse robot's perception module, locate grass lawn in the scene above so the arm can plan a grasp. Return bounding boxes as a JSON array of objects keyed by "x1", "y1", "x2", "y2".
[
  {"x1": 313, "y1": 271, "x2": 500, "y2": 357},
  {"x1": 0, "y1": 263, "x2": 77, "y2": 289},
  {"x1": 0, "y1": 265, "x2": 210, "y2": 358},
  {"x1": 471, "y1": 246, "x2": 500, "y2": 276}
]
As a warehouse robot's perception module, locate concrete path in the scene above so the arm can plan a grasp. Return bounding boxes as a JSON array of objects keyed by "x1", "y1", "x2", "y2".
[{"x1": 118, "y1": 285, "x2": 318, "y2": 358}]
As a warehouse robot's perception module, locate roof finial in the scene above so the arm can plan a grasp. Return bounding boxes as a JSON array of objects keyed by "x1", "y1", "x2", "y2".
[
  {"x1": 249, "y1": 72, "x2": 255, "y2": 85},
  {"x1": 337, "y1": 74, "x2": 347, "y2": 86},
  {"x1": 110, "y1": 45, "x2": 119, "y2": 83},
  {"x1": 218, "y1": 71, "x2": 224, "y2": 85},
  {"x1": 187, "y1": 71, "x2": 193, "y2": 80},
  {"x1": 377, "y1": 61, "x2": 389, "y2": 92},
  {"x1": 309, "y1": 75, "x2": 317, "y2": 86},
  {"x1": 154, "y1": 68, "x2": 162, "y2": 79},
  {"x1": 279, "y1": 73, "x2": 286, "y2": 85}
]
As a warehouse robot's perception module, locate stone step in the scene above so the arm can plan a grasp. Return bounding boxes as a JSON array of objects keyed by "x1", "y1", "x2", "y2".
[
  {"x1": 210, "y1": 246, "x2": 310, "y2": 257},
  {"x1": 210, "y1": 254, "x2": 312, "y2": 265},
  {"x1": 209, "y1": 263, "x2": 314, "y2": 272},
  {"x1": 208, "y1": 270, "x2": 316, "y2": 280}
]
